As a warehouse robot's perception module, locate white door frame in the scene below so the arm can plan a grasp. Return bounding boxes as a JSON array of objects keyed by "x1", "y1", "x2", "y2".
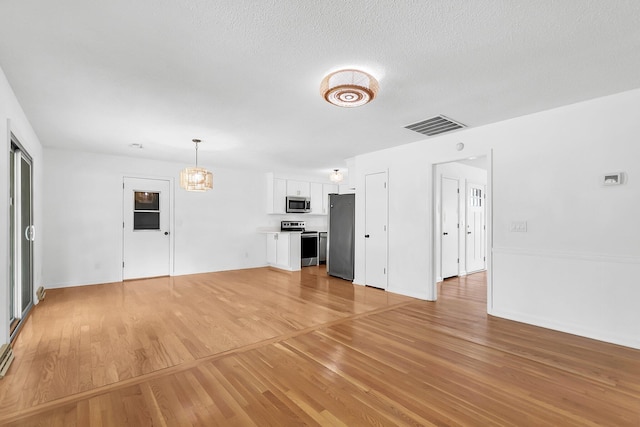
[
  {"x1": 431, "y1": 152, "x2": 493, "y2": 312},
  {"x1": 122, "y1": 175, "x2": 175, "y2": 281}
]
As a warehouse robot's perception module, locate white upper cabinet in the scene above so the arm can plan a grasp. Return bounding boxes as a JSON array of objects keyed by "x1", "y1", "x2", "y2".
[
  {"x1": 266, "y1": 173, "x2": 340, "y2": 215},
  {"x1": 322, "y1": 184, "x2": 339, "y2": 215},
  {"x1": 309, "y1": 182, "x2": 323, "y2": 214},
  {"x1": 266, "y1": 174, "x2": 287, "y2": 214},
  {"x1": 286, "y1": 180, "x2": 310, "y2": 197}
]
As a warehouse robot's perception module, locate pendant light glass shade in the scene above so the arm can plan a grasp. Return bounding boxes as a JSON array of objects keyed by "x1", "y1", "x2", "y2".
[
  {"x1": 180, "y1": 139, "x2": 213, "y2": 191},
  {"x1": 329, "y1": 169, "x2": 344, "y2": 183}
]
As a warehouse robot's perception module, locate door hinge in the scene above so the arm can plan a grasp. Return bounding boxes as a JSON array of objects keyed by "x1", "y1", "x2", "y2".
[
  {"x1": 457, "y1": 258, "x2": 459, "y2": 263},
  {"x1": 384, "y1": 182, "x2": 387, "y2": 189},
  {"x1": 457, "y1": 188, "x2": 459, "y2": 193},
  {"x1": 122, "y1": 261, "x2": 125, "y2": 268},
  {"x1": 123, "y1": 183, "x2": 125, "y2": 189},
  {"x1": 484, "y1": 257, "x2": 486, "y2": 261},
  {"x1": 123, "y1": 222, "x2": 125, "y2": 228},
  {"x1": 383, "y1": 225, "x2": 387, "y2": 231},
  {"x1": 383, "y1": 268, "x2": 386, "y2": 274}
]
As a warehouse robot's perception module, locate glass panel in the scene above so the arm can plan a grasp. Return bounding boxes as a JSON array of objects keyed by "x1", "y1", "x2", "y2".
[
  {"x1": 134, "y1": 212, "x2": 160, "y2": 230},
  {"x1": 289, "y1": 200, "x2": 306, "y2": 210},
  {"x1": 20, "y1": 156, "x2": 33, "y2": 313},
  {"x1": 301, "y1": 235, "x2": 318, "y2": 258},
  {"x1": 134, "y1": 192, "x2": 159, "y2": 210},
  {"x1": 9, "y1": 148, "x2": 15, "y2": 328}
]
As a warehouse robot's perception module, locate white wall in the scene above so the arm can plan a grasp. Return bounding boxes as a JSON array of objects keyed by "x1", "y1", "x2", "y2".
[
  {"x1": 43, "y1": 148, "x2": 271, "y2": 287},
  {"x1": 353, "y1": 88, "x2": 640, "y2": 349},
  {"x1": 0, "y1": 67, "x2": 44, "y2": 343}
]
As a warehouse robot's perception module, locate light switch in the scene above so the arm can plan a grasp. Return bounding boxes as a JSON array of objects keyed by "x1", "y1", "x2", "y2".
[{"x1": 510, "y1": 221, "x2": 527, "y2": 232}]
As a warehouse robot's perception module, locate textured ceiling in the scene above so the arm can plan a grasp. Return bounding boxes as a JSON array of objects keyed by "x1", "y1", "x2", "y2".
[{"x1": 1, "y1": 1, "x2": 639, "y2": 176}]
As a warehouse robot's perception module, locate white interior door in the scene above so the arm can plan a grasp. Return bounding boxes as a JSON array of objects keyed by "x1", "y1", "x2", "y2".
[
  {"x1": 364, "y1": 172, "x2": 388, "y2": 289},
  {"x1": 466, "y1": 182, "x2": 486, "y2": 273},
  {"x1": 123, "y1": 177, "x2": 171, "y2": 280},
  {"x1": 441, "y1": 177, "x2": 459, "y2": 279}
]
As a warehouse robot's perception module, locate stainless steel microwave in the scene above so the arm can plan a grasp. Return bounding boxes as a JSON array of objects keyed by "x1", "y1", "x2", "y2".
[{"x1": 286, "y1": 196, "x2": 311, "y2": 213}]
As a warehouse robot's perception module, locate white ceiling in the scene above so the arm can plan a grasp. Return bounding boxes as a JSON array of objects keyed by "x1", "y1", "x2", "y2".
[{"x1": 1, "y1": 1, "x2": 639, "y2": 177}]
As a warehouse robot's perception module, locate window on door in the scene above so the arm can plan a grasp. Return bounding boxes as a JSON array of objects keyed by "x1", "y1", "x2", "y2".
[{"x1": 133, "y1": 191, "x2": 160, "y2": 230}]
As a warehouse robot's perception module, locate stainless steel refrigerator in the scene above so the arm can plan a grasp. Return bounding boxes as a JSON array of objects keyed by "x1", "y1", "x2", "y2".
[{"x1": 327, "y1": 193, "x2": 355, "y2": 280}]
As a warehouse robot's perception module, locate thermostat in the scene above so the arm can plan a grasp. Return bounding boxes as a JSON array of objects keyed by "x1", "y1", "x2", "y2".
[{"x1": 603, "y1": 172, "x2": 623, "y2": 186}]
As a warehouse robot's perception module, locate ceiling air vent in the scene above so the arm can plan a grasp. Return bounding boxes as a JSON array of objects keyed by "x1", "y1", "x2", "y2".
[{"x1": 404, "y1": 115, "x2": 466, "y2": 137}]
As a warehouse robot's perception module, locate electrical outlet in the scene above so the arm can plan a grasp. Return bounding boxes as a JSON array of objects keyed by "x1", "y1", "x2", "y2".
[{"x1": 510, "y1": 221, "x2": 527, "y2": 232}]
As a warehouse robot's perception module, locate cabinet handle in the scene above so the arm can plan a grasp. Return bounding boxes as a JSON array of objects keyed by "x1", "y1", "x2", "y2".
[{"x1": 364, "y1": 234, "x2": 370, "y2": 238}]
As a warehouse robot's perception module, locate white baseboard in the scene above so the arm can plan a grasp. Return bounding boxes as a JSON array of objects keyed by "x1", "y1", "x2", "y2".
[{"x1": 490, "y1": 307, "x2": 640, "y2": 350}]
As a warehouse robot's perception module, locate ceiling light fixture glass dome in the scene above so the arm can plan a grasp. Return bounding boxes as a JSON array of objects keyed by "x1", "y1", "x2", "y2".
[{"x1": 329, "y1": 169, "x2": 344, "y2": 183}]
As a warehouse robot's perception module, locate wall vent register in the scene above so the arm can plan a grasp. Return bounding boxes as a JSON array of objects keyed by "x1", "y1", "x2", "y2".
[{"x1": 404, "y1": 115, "x2": 466, "y2": 137}]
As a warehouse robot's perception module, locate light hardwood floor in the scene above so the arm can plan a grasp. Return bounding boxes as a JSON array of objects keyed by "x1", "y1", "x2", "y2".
[{"x1": 0, "y1": 267, "x2": 639, "y2": 425}]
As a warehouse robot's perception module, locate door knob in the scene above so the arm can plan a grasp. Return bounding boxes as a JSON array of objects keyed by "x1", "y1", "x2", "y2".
[
  {"x1": 164, "y1": 231, "x2": 170, "y2": 236},
  {"x1": 364, "y1": 234, "x2": 370, "y2": 238}
]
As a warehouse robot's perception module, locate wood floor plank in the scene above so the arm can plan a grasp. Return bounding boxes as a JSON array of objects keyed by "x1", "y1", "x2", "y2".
[{"x1": 1, "y1": 268, "x2": 639, "y2": 426}]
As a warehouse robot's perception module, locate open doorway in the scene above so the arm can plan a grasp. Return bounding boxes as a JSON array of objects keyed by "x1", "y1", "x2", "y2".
[{"x1": 432, "y1": 154, "x2": 492, "y2": 306}]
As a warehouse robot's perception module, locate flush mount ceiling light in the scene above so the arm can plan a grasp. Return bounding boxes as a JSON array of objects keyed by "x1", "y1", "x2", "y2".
[
  {"x1": 180, "y1": 139, "x2": 213, "y2": 192},
  {"x1": 329, "y1": 169, "x2": 344, "y2": 183},
  {"x1": 320, "y1": 69, "x2": 379, "y2": 107}
]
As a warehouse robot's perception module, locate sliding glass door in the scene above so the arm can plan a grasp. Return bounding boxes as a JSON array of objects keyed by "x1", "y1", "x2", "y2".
[{"x1": 9, "y1": 137, "x2": 33, "y2": 340}]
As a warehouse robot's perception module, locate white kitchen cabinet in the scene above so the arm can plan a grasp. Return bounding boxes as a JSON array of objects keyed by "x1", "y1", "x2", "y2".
[
  {"x1": 266, "y1": 173, "x2": 287, "y2": 214},
  {"x1": 286, "y1": 180, "x2": 310, "y2": 197},
  {"x1": 309, "y1": 182, "x2": 323, "y2": 214},
  {"x1": 265, "y1": 232, "x2": 301, "y2": 271},
  {"x1": 322, "y1": 183, "x2": 339, "y2": 215}
]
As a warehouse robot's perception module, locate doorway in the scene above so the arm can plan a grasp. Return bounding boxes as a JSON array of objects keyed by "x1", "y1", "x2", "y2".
[
  {"x1": 9, "y1": 136, "x2": 34, "y2": 341},
  {"x1": 433, "y1": 155, "x2": 491, "y2": 303},
  {"x1": 122, "y1": 177, "x2": 172, "y2": 280},
  {"x1": 364, "y1": 171, "x2": 388, "y2": 290}
]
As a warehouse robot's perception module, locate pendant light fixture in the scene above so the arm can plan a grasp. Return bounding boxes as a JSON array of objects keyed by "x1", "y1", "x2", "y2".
[
  {"x1": 329, "y1": 169, "x2": 344, "y2": 183},
  {"x1": 320, "y1": 69, "x2": 379, "y2": 107},
  {"x1": 180, "y1": 139, "x2": 213, "y2": 192}
]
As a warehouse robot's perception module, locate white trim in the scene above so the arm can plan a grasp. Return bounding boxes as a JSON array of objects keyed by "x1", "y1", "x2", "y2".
[
  {"x1": 490, "y1": 308, "x2": 640, "y2": 350},
  {"x1": 389, "y1": 285, "x2": 432, "y2": 301},
  {"x1": 492, "y1": 247, "x2": 640, "y2": 265}
]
